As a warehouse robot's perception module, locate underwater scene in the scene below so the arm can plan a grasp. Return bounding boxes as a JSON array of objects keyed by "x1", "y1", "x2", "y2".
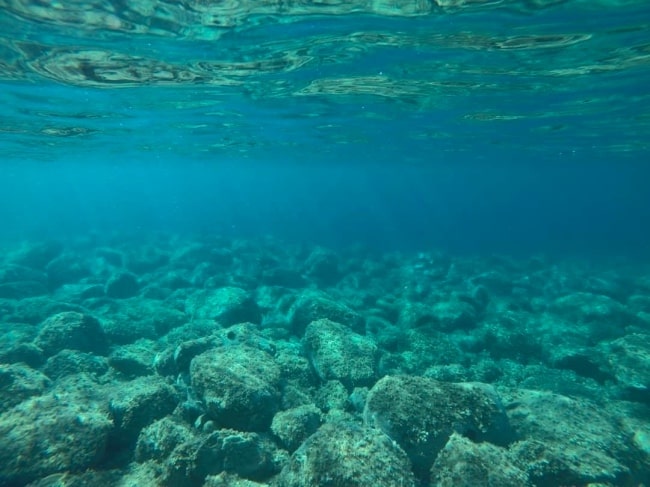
[{"x1": 1, "y1": 0, "x2": 650, "y2": 486}]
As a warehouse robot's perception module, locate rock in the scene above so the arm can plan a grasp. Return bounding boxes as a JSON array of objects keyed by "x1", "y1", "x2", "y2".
[
  {"x1": 186, "y1": 287, "x2": 261, "y2": 326},
  {"x1": 303, "y1": 318, "x2": 378, "y2": 387},
  {"x1": 600, "y1": 333, "x2": 650, "y2": 401},
  {"x1": 204, "y1": 472, "x2": 270, "y2": 487},
  {"x1": 261, "y1": 267, "x2": 306, "y2": 288},
  {"x1": 9, "y1": 241, "x2": 63, "y2": 269},
  {"x1": 550, "y1": 292, "x2": 637, "y2": 340},
  {"x1": 431, "y1": 433, "x2": 531, "y2": 486},
  {"x1": 190, "y1": 346, "x2": 281, "y2": 431},
  {"x1": 271, "y1": 404, "x2": 323, "y2": 452},
  {"x1": 302, "y1": 247, "x2": 341, "y2": 285},
  {"x1": 288, "y1": 291, "x2": 364, "y2": 336},
  {"x1": 9, "y1": 297, "x2": 84, "y2": 325},
  {"x1": 135, "y1": 417, "x2": 195, "y2": 463},
  {"x1": 0, "y1": 264, "x2": 48, "y2": 298},
  {"x1": 34, "y1": 311, "x2": 108, "y2": 357},
  {"x1": 505, "y1": 389, "x2": 633, "y2": 485},
  {"x1": 164, "y1": 429, "x2": 281, "y2": 485},
  {"x1": 45, "y1": 254, "x2": 91, "y2": 289},
  {"x1": 364, "y1": 376, "x2": 513, "y2": 480},
  {"x1": 43, "y1": 349, "x2": 109, "y2": 380},
  {"x1": 105, "y1": 272, "x2": 140, "y2": 299},
  {"x1": 108, "y1": 376, "x2": 179, "y2": 447},
  {"x1": 0, "y1": 363, "x2": 51, "y2": 410},
  {"x1": 398, "y1": 299, "x2": 477, "y2": 331},
  {"x1": 0, "y1": 391, "x2": 113, "y2": 486},
  {"x1": 275, "y1": 422, "x2": 417, "y2": 487},
  {"x1": 108, "y1": 342, "x2": 156, "y2": 378}
]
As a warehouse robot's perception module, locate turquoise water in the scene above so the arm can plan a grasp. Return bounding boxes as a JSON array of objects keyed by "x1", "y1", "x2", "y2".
[{"x1": 1, "y1": 1, "x2": 650, "y2": 486}]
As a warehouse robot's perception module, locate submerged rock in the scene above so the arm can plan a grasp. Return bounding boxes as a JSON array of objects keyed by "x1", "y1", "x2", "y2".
[
  {"x1": 289, "y1": 291, "x2": 365, "y2": 335},
  {"x1": 275, "y1": 422, "x2": 417, "y2": 487},
  {"x1": 0, "y1": 363, "x2": 51, "y2": 410},
  {"x1": 34, "y1": 311, "x2": 108, "y2": 357},
  {"x1": 108, "y1": 376, "x2": 179, "y2": 449},
  {"x1": 186, "y1": 287, "x2": 261, "y2": 326},
  {"x1": 504, "y1": 389, "x2": 634, "y2": 485},
  {"x1": 271, "y1": 404, "x2": 323, "y2": 452},
  {"x1": 190, "y1": 345, "x2": 281, "y2": 431},
  {"x1": 364, "y1": 375, "x2": 513, "y2": 480},
  {"x1": 303, "y1": 318, "x2": 378, "y2": 388},
  {"x1": 431, "y1": 433, "x2": 530, "y2": 486},
  {"x1": 105, "y1": 271, "x2": 140, "y2": 299},
  {"x1": 0, "y1": 391, "x2": 113, "y2": 486}
]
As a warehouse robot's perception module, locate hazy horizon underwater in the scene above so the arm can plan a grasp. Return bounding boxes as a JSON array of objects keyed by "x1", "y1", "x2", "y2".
[{"x1": 1, "y1": 1, "x2": 650, "y2": 486}]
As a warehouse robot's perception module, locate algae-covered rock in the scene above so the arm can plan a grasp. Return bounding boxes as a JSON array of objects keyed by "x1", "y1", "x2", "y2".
[
  {"x1": 190, "y1": 345, "x2": 281, "y2": 431},
  {"x1": 505, "y1": 389, "x2": 633, "y2": 485},
  {"x1": 275, "y1": 422, "x2": 417, "y2": 487},
  {"x1": 205, "y1": 472, "x2": 270, "y2": 487},
  {"x1": 164, "y1": 429, "x2": 281, "y2": 485},
  {"x1": 303, "y1": 318, "x2": 378, "y2": 387},
  {"x1": 601, "y1": 333, "x2": 650, "y2": 398},
  {"x1": 364, "y1": 375, "x2": 513, "y2": 479},
  {"x1": 186, "y1": 287, "x2": 261, "y2": 326},
  {"x1": 108, "y1": 375, "x2": 179, "y2": 447},
  {"x1": 0, "y1": 391, "x2": 113, "y2": 486},
  {"x1": 135, "y1": 417, "x2": 195, "y2": 463},
  {"x1": 289, "y1": 291, "x2": 364, "y2": 335},
  {"x1": 271, "y1": 404, "x2": 323, "y2": 452},
  {"x1": 431, "y1": 433, "x2": 530, "y2": 486},
  {"x1": 108, "y1": 341, "x2": 156, "y2": 377},
  {"x1": 34, "y1": 311, "x2": 108, "y2": 356},
  {"x1": 0, "y1": 362, "x2": 51, "y2": 410},
  {"x1": 43, "y1": 349, "x2": 109, "y2": 379}
]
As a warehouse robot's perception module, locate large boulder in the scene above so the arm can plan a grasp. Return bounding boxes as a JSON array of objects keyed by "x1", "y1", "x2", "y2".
[
  {"x1": 303, "y1": 318, "x2": 378, "y2": 388},
  {"x1": 364, "y1": 375, "x2": 513, "y2": 480},
  {"x1": 0, "y1": 391, "x2": 113, "y2": 486},
  {"x1": 190, "y1": 346, "x2": 281, "y2": 431},
  {"x1": 275, "y1": 422, "x2": 417, "y2": 487},
  {"x1": 34, "y1": 311, "x2": 108, "y2": 356}
]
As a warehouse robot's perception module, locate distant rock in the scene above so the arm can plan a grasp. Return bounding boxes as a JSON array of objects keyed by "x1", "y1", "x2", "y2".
[
  {"x1": 364, "y1": 375, "x2": 513, "y2": 480},
  {"x1": 105, "y1": 271, "x2": 140, "y2": 298},
  {"x1": 289, "y1": 291, "x2": 364, "y2": 335},
  {"x1": 302, "y1": 247, "x2": 341, "y2": 285},
  {"x1": 0, "y1": 264, "x2": 48, "y2": 299},
  {"x1": 190, "y1": 346, "x2": 281, "y2": 431},
  {"x1": 34, "y1": 311, "x2": 108, "y2": 356},
  {"x1": 186, "y1": 287, "x2": 261, "y2": 326},
  {"x1": 45, "y1": 254, "x2": 91, "y2": 289},
  {"x1": 9, "y1": 241, "x2": 63, "y2": 269},
  {"x1": 275, "y1": 422, "x2": 417, "y2": 487},
  {"x1": 303, "y1": 318, "x2": 378, "y2": 387},
  {"x1": 8, "y1": 297, "x2": 84, "y2": 325},
  {"x1": 550, "y1": 292, "x2": 638, "y2": 340}
]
